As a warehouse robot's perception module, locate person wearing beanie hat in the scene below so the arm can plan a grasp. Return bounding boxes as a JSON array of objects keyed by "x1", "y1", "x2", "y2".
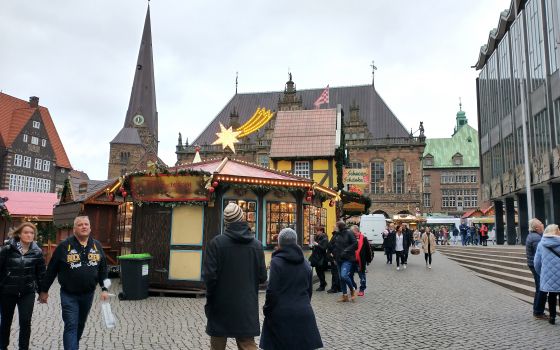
[
  {"x1": 260, "y1": 228, "x2": 323, "y2": 350},
  {"x1": 223, "y1": 203, "x2": 244, "y2": 225},
  {"x1": 203, "y1": 202, "x2": 267, "y2": 349}
]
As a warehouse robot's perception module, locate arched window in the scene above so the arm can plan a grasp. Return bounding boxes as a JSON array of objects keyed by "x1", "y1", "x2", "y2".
[{"x1": 393, "y1": 160, "x2": 405, "y2": 194}]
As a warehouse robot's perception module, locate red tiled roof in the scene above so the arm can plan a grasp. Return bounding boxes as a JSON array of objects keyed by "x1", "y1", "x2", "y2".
[
  {"x1": 0, "y1": 191, "x2": 58, "y2": 217},
  {"x1": 270, "y1": 108, "x2": 338, "y2": 158},
  {"x1": 0, "y1": 92, "x2": 72, "y2": 169}
]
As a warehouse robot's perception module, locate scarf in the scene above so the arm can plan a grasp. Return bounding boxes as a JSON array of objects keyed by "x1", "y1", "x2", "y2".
[
  {"x1": 355, "y1": 233, "x2": 364, "y2": 268},
  {"x1": 15, "y1": 241, "x2": 24, "y2": 254}
]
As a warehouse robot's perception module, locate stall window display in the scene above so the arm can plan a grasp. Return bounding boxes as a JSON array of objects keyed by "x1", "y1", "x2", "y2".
[
  {"x1": 224, "y1": 199, "x2": 257, "y2": 232},
  {"x1": 304, "y1": 205, "x2": 327, "y2": 245},
  {"x1": 266, "y1": 202, "x2": 296, "y2": 245},
  {"x1": 117, "y1": 202, "x2": 133, "y2": 255}
]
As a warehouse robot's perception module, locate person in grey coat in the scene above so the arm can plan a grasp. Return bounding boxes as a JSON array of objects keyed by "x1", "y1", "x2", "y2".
[{"x1": 260, "y1": 228, "x2": 322, "y2": 350}]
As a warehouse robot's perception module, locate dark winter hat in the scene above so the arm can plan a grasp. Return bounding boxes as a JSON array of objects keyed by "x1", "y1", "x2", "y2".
[
  {"x1": 223, "y1": 203, "x2": 244, "y2": 224},
  {"x1": 278, "y1": 228, "x2": 297, "y2": 246}
]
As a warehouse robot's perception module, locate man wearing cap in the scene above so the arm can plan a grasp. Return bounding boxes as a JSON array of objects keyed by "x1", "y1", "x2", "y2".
[{"x1": 203, "y1": 203, "x2": 267, "y2": 350}]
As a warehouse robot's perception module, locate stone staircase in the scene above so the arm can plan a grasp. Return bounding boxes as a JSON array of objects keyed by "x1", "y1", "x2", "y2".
[{"x1": 438, "y1": 245, "x2": 535, "y2": 303}]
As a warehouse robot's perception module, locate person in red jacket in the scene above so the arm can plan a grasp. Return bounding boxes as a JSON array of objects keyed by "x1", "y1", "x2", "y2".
[
  {"x1": 480, "y1": 224, "x2": 489, "y2": 246},
  {"x1": 350, "y1": 225, "x2": 372, "y2": 297}
]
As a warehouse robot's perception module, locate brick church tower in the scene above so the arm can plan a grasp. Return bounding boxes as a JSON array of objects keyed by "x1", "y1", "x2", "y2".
[{"x1": 108, "y1": 6, "x2": 158, "y2": 179}]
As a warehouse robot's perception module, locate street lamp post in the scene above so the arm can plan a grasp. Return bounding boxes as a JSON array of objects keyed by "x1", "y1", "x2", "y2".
[{"x1": 520, "y1": 80, "x2": 533, "y2": 218}]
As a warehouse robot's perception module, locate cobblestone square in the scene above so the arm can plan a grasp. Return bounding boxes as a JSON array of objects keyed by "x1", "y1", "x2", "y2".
[{"x1": 6, "y1": 252, "x2": 560, "y2": 349}]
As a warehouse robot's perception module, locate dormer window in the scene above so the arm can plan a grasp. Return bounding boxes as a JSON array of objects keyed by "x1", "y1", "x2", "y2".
[
  {"x1": 424, "y1": 155, "x2": 434, "y2": 166},
  {"x1": 33, "y1": 121, "x2": 40, "y2": 129},
  {"x1": 453, "y1": 153, "x2": 463, "y2": 166}
]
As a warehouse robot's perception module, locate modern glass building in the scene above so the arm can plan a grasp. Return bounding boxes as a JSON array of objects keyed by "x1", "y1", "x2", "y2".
[{"x1": 475, "y1": 0, "x2": 560, "y2": 244}]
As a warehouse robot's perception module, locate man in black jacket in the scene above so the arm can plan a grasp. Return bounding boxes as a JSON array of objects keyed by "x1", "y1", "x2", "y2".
[
  {"x1": 526, "y1": 218, "x2": 548, "y2": 320},
  {"x1": 330, "y1": 221, "x2": 358, "y2": 302},
  {"x1": 401, "y1": 224, "x2": 413, "y2": 266},
  {"x1": 40, "y1": 216, "x2": 109, "y2": 350},
  {"x1": 203, "y1": 203, "x2": 267, "y2": 350}
]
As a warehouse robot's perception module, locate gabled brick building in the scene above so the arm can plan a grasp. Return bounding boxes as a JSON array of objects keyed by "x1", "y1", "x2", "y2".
[{"x1": 0, "y1": 92, "x2": 72, "y2": 193}]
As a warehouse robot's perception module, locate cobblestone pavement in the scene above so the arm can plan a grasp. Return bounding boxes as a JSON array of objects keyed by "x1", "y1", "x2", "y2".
[{"x1": 7, "y1": 251, "x2": 560, "y2": 349}]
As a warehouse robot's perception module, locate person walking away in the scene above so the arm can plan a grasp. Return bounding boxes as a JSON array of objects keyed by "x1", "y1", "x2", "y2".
[
  {"x1": 480, "y1": 224, "x2": 488, "y2": 246},
  {"x1": 442, "y1": 226, "x2": 449, "y2": 245},
  {"x1": 459, "y1": 220, "x2": 469, "y2": 246},
  {"x1": 526, "y1": 218, "x2": 548, "y2": 320},
  {"x1": 330, "y1": 221, "x2": 358, "y2": 302},
  {"x1": 474, "y1": 225, "x2": 480, "y2": 246},
  {"x1": 203, "y1": 203, "x2": 267, "y2": 350},
  {"x1": 260, "y1": 229, "x2": 323, "y2": 349},
  {"x1": 383, "y1": 224, "x2": 396, "y2": 265},
  {"x1": 0, "y1": 223, "x2": 46, "y2": 350},
  {"x1": 534, "y1": 224, "x2": 560, "y2": 325},
  {"x1": 452, "y1": 225, "x2": 459, "y2": 245},
  {"x1": 350, "y1": 225, "x2": 372, "y2": 296},
  {"x1": 39, "y1": 216, "x2": 109, "y2": 350},
  {"x1": 326, "y1": 226, "x2": 341, "y2": 294},
  {"x1": 401, "y1": 224, "x2": 413, "y2": 265},
  {"x1": 422, "y1": 227, "x2": 436, "y2": 269},
  {"x1": 394, "y1": 225, "x2": 405, "y2": 271},
  {"x1": 309, "y1": 227, "x2": 329, "y2": 291}
]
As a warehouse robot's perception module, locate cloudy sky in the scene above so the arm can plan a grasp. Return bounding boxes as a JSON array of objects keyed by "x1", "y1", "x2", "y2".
[{"x1": 1, "y1": 0, "x2": 509, "y2": 179}]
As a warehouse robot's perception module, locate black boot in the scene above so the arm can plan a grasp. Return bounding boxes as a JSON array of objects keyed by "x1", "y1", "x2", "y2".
[
  {"x1": 550, "y1": 318, "x2": 556, "y2": 325},
  {"x1": 316, "y1": 285, "x2": 326, "y2": 291}
]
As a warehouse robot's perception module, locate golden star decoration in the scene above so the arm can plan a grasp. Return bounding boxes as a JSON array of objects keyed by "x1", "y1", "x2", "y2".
[{"x1": 212, "y1": 123, "x2": 241, "y2": 153}]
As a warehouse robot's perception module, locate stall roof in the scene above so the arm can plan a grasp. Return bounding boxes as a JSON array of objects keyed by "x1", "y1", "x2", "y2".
[{"x1": 0, "y1": 191, "x2": 58, "y2": 217}]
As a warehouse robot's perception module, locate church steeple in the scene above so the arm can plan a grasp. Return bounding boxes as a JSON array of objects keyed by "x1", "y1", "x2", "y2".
[
  {"x1": 107, "y1": 5, "x2": 159, "y2": 179},
  {"x1": 124, "y1": 5, "x2": 158, "y2": 144}
]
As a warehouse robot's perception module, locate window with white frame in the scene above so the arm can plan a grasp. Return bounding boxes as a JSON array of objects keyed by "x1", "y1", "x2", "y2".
[
  {"x1": 31, "y1": 136, "x2": 39, "y2": 145},
  {"x1": 294, "y1": 161, "x2": 310, "y2": 178},
  {"x1": 43, "y1": 160, "x2": 50, "y2": 172},
  {"x1": 8, "y1": 174, "x2": 51, "y2": 192},
  {"x1": 23, "y1": 156, "x2": 31, "y2": 168},
  {"x1": 23, "y1": 134, "x2": 28, "y2": 142},
  {"x1": 33, "y1": 121, "x2": 40, "y2": 129},
  {"x1": 35, "y1": 158, "x2": 43, "y2": 170},
  {"x1": 14, "y1": 154, "x2": 23, "y2": 166},
  {"x1": 41, "y1": 139, "x2": 47, "y2": 147},
  {"x1": 423, "y1": 193, "x2": 431, "y2": 207}
]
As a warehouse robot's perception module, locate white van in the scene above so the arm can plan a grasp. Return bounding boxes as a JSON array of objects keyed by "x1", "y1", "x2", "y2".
[{"x1": 360, "y1": 214, "x2": 386, "y2": 249}]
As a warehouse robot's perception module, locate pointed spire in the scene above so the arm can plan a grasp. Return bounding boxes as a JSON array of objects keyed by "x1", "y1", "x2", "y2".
[{"x1": 124, "y1": 5, "x2": 157, "y2": 142}]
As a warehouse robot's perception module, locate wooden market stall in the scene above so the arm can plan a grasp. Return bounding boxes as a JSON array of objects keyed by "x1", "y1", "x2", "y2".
[{"x1": 116, "y1": 157, "x2": 340, "y2": 292}]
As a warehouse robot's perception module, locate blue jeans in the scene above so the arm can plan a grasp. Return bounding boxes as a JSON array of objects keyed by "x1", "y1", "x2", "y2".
[
  {"x1": 461, "y1": 235, "x2": 468, "y2": 246},
  {"x1": 60, "y1": 289, "x2": 94, "y2": 350},
  {"x1": 350, "y1": 262, "x2": 367, "y2": 292},
  {"x1": 337, "y1": 261, "x2": 354, "y2": 295},
  {"x1": 529, "y1": 266, "x2": 547, "y2": 315}
]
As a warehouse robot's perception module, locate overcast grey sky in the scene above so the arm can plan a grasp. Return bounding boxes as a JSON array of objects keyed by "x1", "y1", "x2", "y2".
[{"x1": 1, "y1": 0, "x2": 509, "y2": 179}]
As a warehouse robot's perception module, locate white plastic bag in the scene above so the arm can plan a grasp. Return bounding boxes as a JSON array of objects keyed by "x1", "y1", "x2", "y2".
[{"x1": 101, "y1": 302, "x2": 116, "y2": 329}]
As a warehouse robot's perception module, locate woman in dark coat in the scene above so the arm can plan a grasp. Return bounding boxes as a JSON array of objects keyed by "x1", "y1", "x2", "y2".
[
  {"x1": 0, "y1": 222, "x2": 46, "y2": 350},
  {"x1": 309, "y1": 227, "x2": 329, "y2": 291},
  {"x1": 260, "y1": 228, "x2": 322, "y2": 350}
]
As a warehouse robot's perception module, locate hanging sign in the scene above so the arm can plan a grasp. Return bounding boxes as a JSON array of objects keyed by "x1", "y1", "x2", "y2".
[{"x1": 130, "y1": 175, "x2": 209, "y2": 202}]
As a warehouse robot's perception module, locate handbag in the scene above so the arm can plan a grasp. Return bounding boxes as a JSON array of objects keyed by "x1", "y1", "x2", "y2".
[{"x1": 410, "y1": 247, "x2": 420, "y2": 255}]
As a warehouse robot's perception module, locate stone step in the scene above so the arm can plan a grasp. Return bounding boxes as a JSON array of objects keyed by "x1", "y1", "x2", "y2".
[
  {"x1": 446, "y1": 255, "x2": 532, "y2": 279},
  {"x1": 474, "y1": 273, "x2": 534, "y2": 298},
  {"x1": 441, "y1": 251, "x2": 529, "y2": 270},
  {"x1": 439, "y1": 247, "x2": 526, "y2": 258},
  {"x1": 456, "y1": 262, "x2": 534, "y2": 288},
  {"x1": 439, "y1": 248, "x2": 527, "y2": 262}
]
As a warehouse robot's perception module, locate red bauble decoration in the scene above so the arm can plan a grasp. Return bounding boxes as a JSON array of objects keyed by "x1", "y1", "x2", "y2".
[
  {"x1": 212, "y1": 181, "x2": 219, "y2": 188},
  {"x1": 306, "y1": 196, "x2": 312, "y2": 202},
  {"x1": 122, "y1": 191, "x2": 128, "y2": 198},
  {"x1": 208, "y1": 187, "x2": 215, "y2": 193}
]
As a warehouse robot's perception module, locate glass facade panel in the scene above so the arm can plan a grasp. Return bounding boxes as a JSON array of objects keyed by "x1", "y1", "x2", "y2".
[
  {"x1": 498, "y1": 33, "x2": 512, "y2": 117},
  {"x1": 491, "y1": 144, "x2": 503, "y2": 178},
  {"x1": 503, "y1": 134, "x2": 516, "y2": 170},
  {"x1": 555, "y1": 98, "x2": 560, "y2": 146},
  {"x1": 533, "y1": 109, "x2": 550, "y2": 154},
  {"x1": 545, "y1": 0, "x2": 560, "y2": 73},
  {"x1": 526, "y1": 0, "x2": 546, "y2": 91}
]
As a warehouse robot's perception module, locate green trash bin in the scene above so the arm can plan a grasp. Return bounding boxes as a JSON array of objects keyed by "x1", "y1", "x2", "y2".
[{"x1": 118, "y1": 253, "x2": 152, "y2": 300}]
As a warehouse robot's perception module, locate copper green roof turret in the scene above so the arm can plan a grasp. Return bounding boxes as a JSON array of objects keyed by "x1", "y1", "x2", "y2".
[{"x1": 454, "y1": 99, "x2": 468, "y2": 136}]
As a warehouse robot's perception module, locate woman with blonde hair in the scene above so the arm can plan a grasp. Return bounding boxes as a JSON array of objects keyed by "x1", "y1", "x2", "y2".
[
  {"x1": 421, "y1": 226, "x2": 437, "y2": 269},
  {"x1": 534, "y1": 224, "x2": 560, "y2": 325},
  {"x1": 0, "y1": 222, "x2": 46, "y2": 349}
]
